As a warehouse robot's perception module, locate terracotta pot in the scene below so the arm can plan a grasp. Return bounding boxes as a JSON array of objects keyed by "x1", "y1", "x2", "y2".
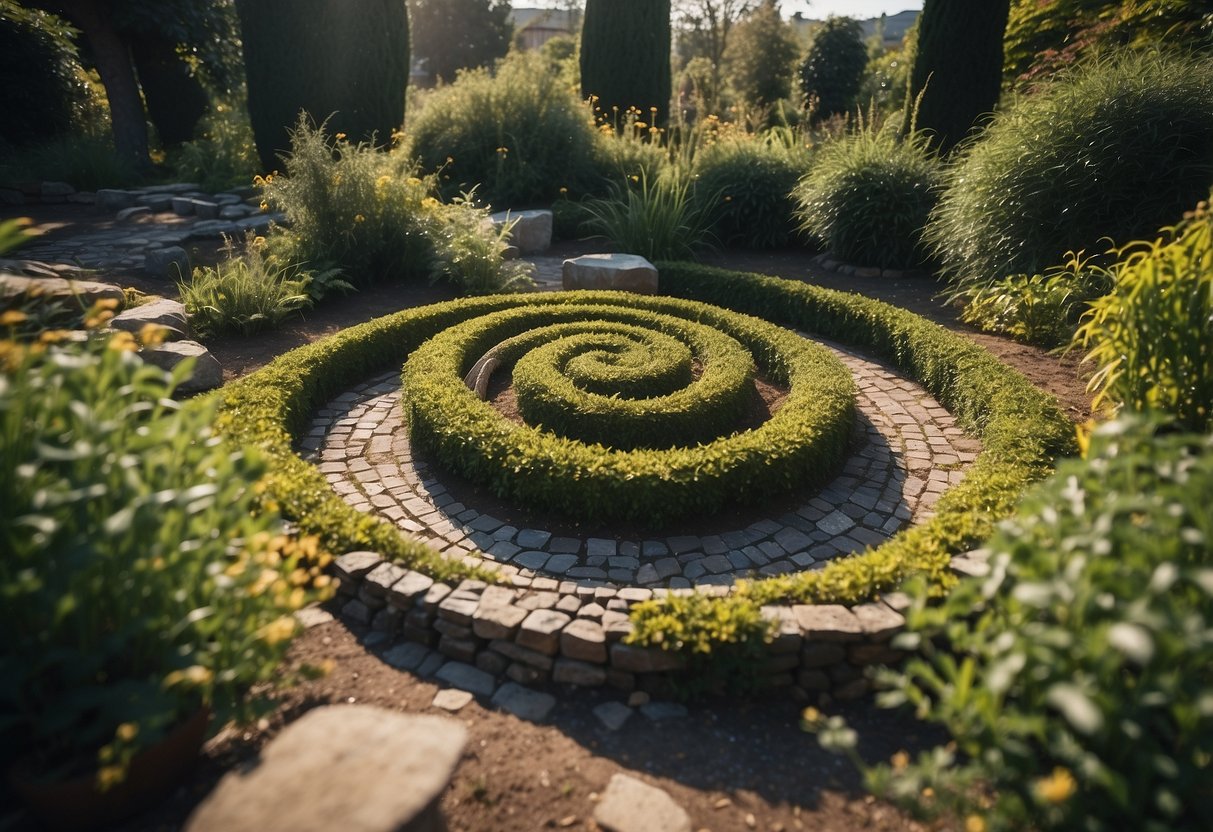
[{"x1": 9, "y1": 707, "x2": 210, "y2": 831}]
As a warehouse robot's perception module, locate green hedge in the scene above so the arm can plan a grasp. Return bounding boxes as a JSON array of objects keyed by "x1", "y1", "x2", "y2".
[
  {"x1": 207, "y1": 265, "x2": 1073, "y2": 614},
  {"x1": 402, "y1": 295, "x2": 856, "y2": 525},
  {"x1": 646, "y1": 262, "x2": 1075, "y2": 606}
]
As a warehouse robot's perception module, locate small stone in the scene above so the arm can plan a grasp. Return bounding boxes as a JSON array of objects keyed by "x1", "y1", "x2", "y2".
[
  {"x1": 491, "y1": 682, "x2": 556, "y2": 722},
  {"x1": 116, "y1": 205, "x2": 151, "y2": 224},
  {"x1": 388, "y1": 571, "x2": 434, "y2": 608},
  {"x1": 817, "y1": 510, "x2": 856, "y2": 536},
  {"x1": 110, "y1": 298, "x2": 189, "y2": 336},
  {"x1": 171, "y1": 196, "x2": 195, "y2": 215},
  {"x1": 294, "y1": 606, "x2": 334, "y2": 629},
  {"x1": 332, "y1": 551, "x2": 382, "y2": 582},
  {"x1": 144, "y1": 246, "x2": 191, "y2": 280},
  {"x1": 517, "y1": 608, "x2": 572, "y2": 655},
  {"x1": 382, "y1": 642, "x2": 432, "y2": 671},
  {"x1": 432, "y1": 688, "x2": 474, "y2": 712},
  {"x1": 639, "y1": 702, "x2": 688, "y2": 722},
  {"x1": 593, "y1": 774, "x2": 691, "y2": 832},
  {"x1": 434, "y1": 661, "x2": 497, "y2": 698},
  {"x1": 191, "y1": 199, "x2": 220, "y2": 219},
  {"x1": 559, "y1": 618, "x2": 607, "y2": 663},
  {"x1": 626, "y1": 691, "x2": 650, "y2": 708},
  {"x1": 593, "y1": 701, "x2": 633, "y2": 731}
]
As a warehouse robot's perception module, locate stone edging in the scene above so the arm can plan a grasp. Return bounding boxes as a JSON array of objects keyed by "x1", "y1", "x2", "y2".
[
  {"x1": 331, "y1": 549, "x2": 913, "y2": 701},
  {"x1": 809, "y1": 252, "x2": 928, "y2": 280}
]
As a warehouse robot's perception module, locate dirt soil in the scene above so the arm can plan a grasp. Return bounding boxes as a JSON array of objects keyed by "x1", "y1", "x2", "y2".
[{"x1": 3, "y1": 212, "x2": 1093, "y2": 831}]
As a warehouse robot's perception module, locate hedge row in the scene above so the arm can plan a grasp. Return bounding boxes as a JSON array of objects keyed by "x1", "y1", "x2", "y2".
[
  {"x1": 402, "y1": 296, "x2": 856, "y2": 525},
  {"x1": 644, "y1": 262, "x2": 1075, "y2": 609},
  {"x1": 207, "y1": 266, "x2": 1073, "y2": 619}
]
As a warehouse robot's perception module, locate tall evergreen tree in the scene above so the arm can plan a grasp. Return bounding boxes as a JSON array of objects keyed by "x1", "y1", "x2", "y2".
[
  {"x1": 237, "y1": 0, "x2": 409, "y2": 171},
  {"x1": 797, "y1": 16, "x2": 867, "y2": 121},
  {"x1": 408, "y1": 0, "x2": 511, "y2": 84},
  {"x1": 581, "y1": 0, "x2": 672, "y2": 127},
  {"x1": 911, "y1": 0, "x2": 1011, "y2": 152}
]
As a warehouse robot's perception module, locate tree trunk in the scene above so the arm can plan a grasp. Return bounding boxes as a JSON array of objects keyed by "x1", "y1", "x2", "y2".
[{"x1": 62, "y1": 0, "x2": 150, "y2": 171}]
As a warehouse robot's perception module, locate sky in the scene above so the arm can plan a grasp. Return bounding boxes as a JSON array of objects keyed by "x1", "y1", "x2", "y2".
[{"x1": 523, "y1": 2, "x2": 924, "y2": 21}]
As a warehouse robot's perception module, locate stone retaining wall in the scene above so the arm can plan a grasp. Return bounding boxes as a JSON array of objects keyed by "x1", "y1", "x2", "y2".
[{"x1": 332, "y1": 550, "x2": 912, "y2": 700}]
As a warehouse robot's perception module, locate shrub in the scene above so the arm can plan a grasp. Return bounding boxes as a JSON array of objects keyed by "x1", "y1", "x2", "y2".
[
  {"x1": 832, "y1": 419, "x2": 1213, "y2": 832},
  {"x1": 263, "y1": 120, "x2": 527, "y2": 294},
  {"x1": 170, "y1": 99, "x2": 262, "y2": 192},
  {"x1": 960, "y1": 253, "x2": 1113, "y2": 348},
  {"x1": 0, "y1": 330, "x2": 328, "y2": 785},
  {"x1": 406, "y1": 51, "x2": 598, "y2": 206},
  {"x1": 582, "y1": 170, "x2": 715, "y2": 261},
  {"x1": 179, "y1": 233, "x2": 320, "y2": 337},
  {"x1": 693, "y1": 133, "x2": 811, "y2": 249},
  {"x1": 0, "y1": 134, "x2": 138, "y2": 191},
  {"x1": 798, "y1": 17, "x2": 868, "y2": 120},
  {"x1": 580, "y1": 0, "x2": 672, "y2": 126},
  {"x1": 1075, "y1": 200, "x2": 1213, "y2": 432},
  {"x1": 794, "y1": 114, "x2": 941, "y2": 268},
  {"x1": 235, "y1": 0, "x2": 409, "y2": 171},
  {"x1": 0, "y1": 6, "x2": 83, "y2": 147},
  {"x1": 927, "y1": 51, "x2": 1213, "y2": 292}
]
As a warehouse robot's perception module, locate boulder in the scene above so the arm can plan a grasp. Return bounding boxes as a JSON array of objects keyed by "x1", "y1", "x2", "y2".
[
  {"x1": 95, "y1": 189, "x2": 136, "y2": 211},
  {"x1": 593, "y1": 774, "x2": 691, "y2": 832},
  {"x1": 141, "y1": 340, "x2": 223, "y2": 393},
  {"x1": 144, "y1": 246, "x2": 191, "y2": 281},
  {"x1": 562, "y1": 254, "x2": 658, "y2": 294},
  {"x1": 110, "y1": 298, "x2": 189, "y2": 339},
  {"x1": 489, "y1": 209, "x2": 553, "y2": 254},
  {"x1": 0, "y1": 274, "x2": 124, "y2": 307},
  {"x1": 185, "y1": 705, "x2": 465, "y2": 832}
]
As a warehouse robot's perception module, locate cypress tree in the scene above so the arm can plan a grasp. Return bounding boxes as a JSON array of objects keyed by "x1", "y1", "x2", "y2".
[
  {"x1": 580, "y1": 0, "x2": 672, "y2": 128},
  {"x1": 910, "y1": 0, "x2": 1011, "y2": 152},
  {"x1": 236, "y1": 0, "x2": 409, "y2": 171}
]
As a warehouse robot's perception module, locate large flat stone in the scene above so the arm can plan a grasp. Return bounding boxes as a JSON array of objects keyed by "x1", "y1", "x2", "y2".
[
  {"x1": 185, "y1": 705, "x2": 465, "y2": 832},
  {"x1": 593, "y1": 774, "x2": 691, "y2": 832},
  {"x1": 562, "y1": 254, "x2": 658, "y2": 294},
  {"x1": 490, "y1": 682, "x2": 556, "y2": 722},
  {"x1": 489, "y1": 209, "x2": 553, "y2": 254},
  {"x1": 110, "y1": 298, "x2": 189, "y2": 337},
  {"x1": 793, "y1": 604, "x2": 864, "y2": 642},
  {"x1": 0, "y1": 274, "x2": 124, "y2": 307},
  {"x1": 434, "y1": 661, "x2": 497, "y2": 697}
]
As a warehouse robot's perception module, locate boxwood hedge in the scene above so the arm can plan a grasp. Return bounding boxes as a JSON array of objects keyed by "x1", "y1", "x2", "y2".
[
  {"x1": 402, "y1": 296, "x2": 856, "y2": 525},
  {"x1": 206, "y1": 265, "x2": 1073, "y2": 615}
]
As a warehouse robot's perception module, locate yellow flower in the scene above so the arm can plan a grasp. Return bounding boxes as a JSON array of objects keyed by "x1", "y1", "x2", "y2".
[
  {"x1": 97, "y1": 764, "x2": 126, "y2": 792},
  {"x1": 559, "y1": 187, "x2": 568, "y2": 195},
  {"x1": 630, "y1": 175, "x2": 639, "y2": 183},
  {"x1": 1035, "y1": 767, "x2": 1077, "y2": 804},
  {"x1": 259, "y1": 615, "x2": 297, "y2": 645},
  {"x1": 335, "y1": 132, "x2": 347, "y2": 140},
  {"x1": 0, "y1": 310, "x2": 28, "y2": 326},
  {"x1": 354, "y1": 214, "x2": 366, "y2": 224},
  {"x1": 965, "y1": 816, "x2": 987, "y2": 832},
  {"x1": 259, "y1": 200, "x2": 269, "y2": 212},
  {"x1": 138, "y1": 323, "x2": 167, "y2": 347},
  {"x1": 106, "y1": 331, "x2": 137, "y2": 352},
  {"x1": 116, "y1": 722, "x2": 139, "y2": 742},
  {"x1": 422, "y1": 197, "x2": 440, "y2": 208},
  {"x1": 163, "y1": 665, "x2": 213, "y2": 689},
  {"x1": 890, "y1": 751, "x2": 909, "y2": 771}
]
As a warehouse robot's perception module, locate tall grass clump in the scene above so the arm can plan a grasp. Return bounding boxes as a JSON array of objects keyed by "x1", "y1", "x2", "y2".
[
  {"x1": 582, "y1": 169, "x2": 715, "y2": 261},
  {"x1": 1075, "y1": 199, "x2": 1213, "y2": 433},
  {"x1": 928, "y1": 51, "x2": 1213, "y2": 294},
  {"x1": 406, "y1": 51, "x2": 598, "y2": 206},
  {"x1": 693, "y1": 129, "x2": 812, "y2": 249},
  {"x1": 179, "y1": 233, "x2": 322, "y2": 337},
  {"x1": 170, "y1": 99, "x2": 262, "y2": 191},
  {"x1": 794, "y1": 111, "x2": 940, "y2": 269},
  {"x1": 262, "y1": 119, "x2": 529, "y2": 294}
]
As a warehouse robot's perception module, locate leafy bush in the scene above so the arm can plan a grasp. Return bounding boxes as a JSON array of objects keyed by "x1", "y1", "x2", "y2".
[
  {"x1": 262, "y1": 120, "x2": 528, "y2": 294},
  {"x1": 179, "y1": 233, "x2": 323, "y2": 337},
  {"x1": 170, "y1": 99, "x2": 262, "y2": 192},
  {"x1": 0, "y1": 134, "x2": 138, "y2": 191},
  {"x1": 798, "y1": 16, "x2": 868, "y2": 120},
  {"x1": 794, "y1": 114, "x2": 941, "y2": 269},
  {"x1": 406, "y1": 51, "x2": 598, "y2": 206},
  {"x1": 582, "y1": 170, "x2": 715, "y2": 260},
  {"x1": 0, "y1": 330, "x2": 328, "y2": 786},
  {"x1": 1075, "y1": 200, "x2": 1213, "y2": 432},
  {"x1": 693, "y1": 134, "x2": 810, "y2": 249},
  {"x1": 960, "y1": 253, "x2": 1113, "y2": 348},
  {"x1": 927, "y1": 51, "x2": 1213, "y2": 292},
  {"x1": 834, "y1": 419, "x2": 1213, "y2": 832}
]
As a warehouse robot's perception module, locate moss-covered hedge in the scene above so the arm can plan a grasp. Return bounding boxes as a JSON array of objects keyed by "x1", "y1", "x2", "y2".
[
  {"x1": 402, "y1": 296, "x2": 855, "y2": 525},
  {"x1": 207, "y1": 266, "x2": 1073, "y2": 618}
]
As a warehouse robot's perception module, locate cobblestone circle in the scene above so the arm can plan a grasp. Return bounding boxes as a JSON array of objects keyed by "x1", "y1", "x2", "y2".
[{"x1": 305, "y1": 338, "x2": 980, "y2": 591}]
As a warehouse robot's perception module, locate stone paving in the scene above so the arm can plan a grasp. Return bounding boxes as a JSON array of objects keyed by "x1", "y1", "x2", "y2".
[{"x1": 305, "y1": 338, "x2": 979, "y2": 590}]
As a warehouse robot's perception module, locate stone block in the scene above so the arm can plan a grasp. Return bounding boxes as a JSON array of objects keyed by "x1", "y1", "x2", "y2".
[
  {"x1": 562, "y1": 253, "x2": 658, "y2": 294},
  {"x1": 472, "y1": 599, "x2": 527, "y2": 641},
  {"x1": 609, "y1": 643, "x2": 685, "y2": 674},
  {"x1": 491, "y1": 682, "x2": 556, "y2": 722},
  {"x1": 141, "y1": 340, "x2": 224, "y2": 393},
  {"x1": 434, "y1": 661, "x2": 497, "y2": 697},
  {"x1": 851, "y1": 602, "x2": 905, "y2": 641},
  {"x1": 594, "y1": 773, "x2": 691, "y2": 832},
  {"x1": 387, "y1": 571, "x2": 434, "y2": 608},
  {"x1": 552, "y1": 658, "x2": 606, "y2": 687},
  {"x1": 793, "y1": 604, "x2": 864, "y2": 642},
  {"x1": 489, "y1": 209, "x2": 553, "y2": 254},
  {"x1": 593, "y1": 701, "x2": 633, "y2": 731},
  {"x1": 144, "y1": 247, "x2": 191, "y2": 281},
  {"x1": 559, "y1": 618, "x2": 607, "y2": 663},
  {"x1": 116, "y1": 205, "x2": 150, "y2": 224},
  {"x1": 516, "y1": 608, "x2": 571, "y2": 655},
  {"x1": 96, "y1": 189, "x2": 136, "y2": 211},
  {"x1": 184, "y1": 705, "x2": 465, "y2": 832}
]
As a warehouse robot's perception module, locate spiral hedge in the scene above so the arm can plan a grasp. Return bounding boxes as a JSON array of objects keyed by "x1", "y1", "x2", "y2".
[
  {"x1": 402, "y1": 296, "x2": 855, "y2": 525},
  {"x1": 207, "y1": 265, "x2": 1074, "y2": 611}
]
